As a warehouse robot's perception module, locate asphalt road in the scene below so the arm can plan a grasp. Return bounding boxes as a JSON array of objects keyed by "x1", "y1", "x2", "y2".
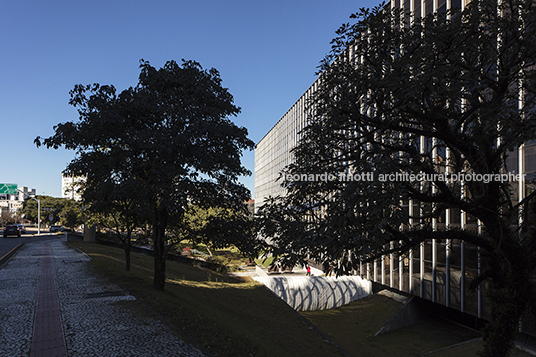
[{"x1": 0, "y1": 227, "x2": 63, "y2": 261}]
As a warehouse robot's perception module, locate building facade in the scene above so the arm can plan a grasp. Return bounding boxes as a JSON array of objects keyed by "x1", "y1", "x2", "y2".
[
  {"x1": 0, "y1": 186, "x2": 36, "y2": 213},
  {"x1": 61, "y1": 174, "x2": 84, "y2": 201},
  {"x1": 255, "y1": 83, "x2": 317, "y2": 212},
  {"x1": 255, "y1": 0, "x2": 535, "y2": 330}
]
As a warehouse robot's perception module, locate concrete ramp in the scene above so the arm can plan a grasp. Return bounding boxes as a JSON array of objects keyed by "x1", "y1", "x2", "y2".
[{"x1": 253, "y1": 275, "x2": 372, "y2": 311}]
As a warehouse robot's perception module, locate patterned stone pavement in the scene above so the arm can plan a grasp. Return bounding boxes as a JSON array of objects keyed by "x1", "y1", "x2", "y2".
[
  {"x1": 0, "y1": 238, "x2": 205, "y2": 357},
  {"x1": 30, "y1": 242, "x2": 68, "y2": 357}
]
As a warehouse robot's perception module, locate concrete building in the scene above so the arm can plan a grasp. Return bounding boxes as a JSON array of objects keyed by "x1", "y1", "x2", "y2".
[
  {"x1": 255, "y1": 0, "x2": 535, "y2": 334},
  {"x1": 61, "y1": 174, "x2": 84, "y2": 201},
  {"x1": 255, "y1": 84, "x2": 316, "y2": 213},
  {"x1": 0, "y1": 186, "x2": 36, "y2": 214}
]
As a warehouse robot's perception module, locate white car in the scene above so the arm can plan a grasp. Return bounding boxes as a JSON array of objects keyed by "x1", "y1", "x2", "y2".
[{"x1": 49, "y1": 226, "x2": 65, "y2": 233}]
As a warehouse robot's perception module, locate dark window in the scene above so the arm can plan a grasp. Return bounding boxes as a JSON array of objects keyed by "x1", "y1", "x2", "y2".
[{"x1": 451, "y1": 0, "x2": 461, "y2": 10}]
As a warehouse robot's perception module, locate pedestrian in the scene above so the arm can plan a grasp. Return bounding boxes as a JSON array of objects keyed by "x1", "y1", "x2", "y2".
[{"x1": 306, "y1": 265, "x2": 311, "y2": 276}]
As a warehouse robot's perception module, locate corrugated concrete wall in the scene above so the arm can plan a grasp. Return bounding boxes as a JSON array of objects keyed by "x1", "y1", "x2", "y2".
[{"x1": 253, "y1": 275, "x2": 372, "y2": 311}]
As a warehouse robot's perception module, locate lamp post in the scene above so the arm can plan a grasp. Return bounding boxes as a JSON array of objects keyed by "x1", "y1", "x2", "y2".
[
  {"x1": 18, "y1": 189, "x2": 40, "y2": 235},
  {"x1": 35, "y1": 197, "x2": 41, "y2": 235}
]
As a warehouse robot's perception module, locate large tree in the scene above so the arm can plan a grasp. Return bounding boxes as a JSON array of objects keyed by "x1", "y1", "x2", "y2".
[
  {"x1": 257, "y1": 0, "x2": 536, "y2": 356},
  {"x1": 36, "y1": 59, "x2": 254, "y2": 291}
]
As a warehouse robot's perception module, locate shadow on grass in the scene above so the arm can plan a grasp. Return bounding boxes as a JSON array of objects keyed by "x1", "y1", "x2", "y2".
[
  {"x1": 70, "y1": 241, "x2": 529, "y2": 357},
  {"x1": 423, "y1": 339, "x2": 533, "y2": 357},
  {"x1": 69, "y1": 242, "x2": 344, "y2": 357},
  {"x1": 301, "y1": 294, "x2": 483, "y2": 357}
]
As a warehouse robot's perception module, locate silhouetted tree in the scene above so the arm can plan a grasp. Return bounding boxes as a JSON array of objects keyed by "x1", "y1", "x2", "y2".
[
  {"x1": 36, "y1": 59, "x2": 254, "y2": 290},
  {"x1": 257, "y1": 1, "x2": 536, "y2": 355}
]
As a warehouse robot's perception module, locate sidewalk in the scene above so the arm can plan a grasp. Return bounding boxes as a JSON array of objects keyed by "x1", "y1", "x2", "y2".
[{"x1": 0, "y1": 239, "x2": 205, "y2": 357}]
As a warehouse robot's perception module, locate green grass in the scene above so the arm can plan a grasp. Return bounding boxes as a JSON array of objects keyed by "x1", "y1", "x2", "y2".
[
  {"x1": 424, "y1": 339, "x2": 533, "y2": 357},
  {"x1": 211, "y1": 247, "x2": 248, "y2": 271},
  {"x1": 69, "y1": 242, "x2": 343, "y2": 357},
  {"x1": 163, "y1": 240, "x2": 250, "y2": 272},
  {"x1": 69, "y1": 242, "x2": 533, "y2": 357},
  {"x1": 302, "y1": 297, "x2": 481, "y2": 356},
  {"x1": 301, "y1": 295, "x2": 533, "y2": 356},
  {"x1": 255, "y1": 255, "x2": 275, "y2": 267}
]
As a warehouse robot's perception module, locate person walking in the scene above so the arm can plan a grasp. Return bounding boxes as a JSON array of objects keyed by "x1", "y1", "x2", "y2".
[{"x1": 306, "y1": 265, "x2": 311, "y2": 276}]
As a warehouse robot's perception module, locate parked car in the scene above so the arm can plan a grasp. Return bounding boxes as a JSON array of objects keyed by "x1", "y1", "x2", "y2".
[
  {"x1": 3, "y1": 224, "x2": 21, "y2": 238},
  {"x1": 49, "y1": 226, "x2": 65, "y2": 233},
  {"x1": 16, "y1": 224, "x2": 26, "y2": 234}
]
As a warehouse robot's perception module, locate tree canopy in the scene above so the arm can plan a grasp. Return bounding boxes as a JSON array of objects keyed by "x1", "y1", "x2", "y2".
[
  {"x1": 257, "y1": 0, "x2": 536, "y2": 355},
  {"x1": 36, "y1": 59, "x2": 255, "y2": 290},
  {"x1": 21, "y1": 195, "x2": 82, "y2": 228},
  {"x1": 174, "y1": 204, "x2": 256, "y2": 257}
]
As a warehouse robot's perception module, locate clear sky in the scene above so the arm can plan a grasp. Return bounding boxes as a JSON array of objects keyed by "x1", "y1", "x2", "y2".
[{"x1": 0, "y1": 0, "x2": 378, "y2": 198}]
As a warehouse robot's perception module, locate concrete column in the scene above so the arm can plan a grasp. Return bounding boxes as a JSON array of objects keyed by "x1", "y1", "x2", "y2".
[
  {"x1": 461, "y1": 194, "x2": 466, "y2": 312},
  {"x1": 445, "y1": 148, "x2": 451, "y2": 307},
  {"x1": 420, "y1": 242, "x2": 425, "y2": 298},
  {"x1": 408, "y1": 198, "x2": 414, "y2": 294},
  {"x1": 381, "y1": 255, "x2": 386, "y2": 285},
  {"x1": 432, "y1": 140, "x2": 437, "y2": 303},
  {"x1": 83, "y1": 224, "x2": 96, "y2": 242},
  {"x1": 390, "y1": 242, "x2": 394, "y2": 288},
  {"x1": 374, "y1": 259, "x2": 377, "y2": 282},
  {"x1": 399, "y1": 242, "x2": 403, "y2": 291},
  {"x1": 409, "y1": 248, "x2": 414, "y2": 294},
  {"x1": 477, "y1": 221, "x2": 482, "y2": 319}
]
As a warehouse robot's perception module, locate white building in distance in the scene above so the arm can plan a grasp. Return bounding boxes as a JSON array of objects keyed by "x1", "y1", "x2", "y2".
[
  {"x1": 0, "y1": 186, "x2": 36, "y2": 214},
  {"x1": 61, "y1": 174, "x2": 84, "y2": 201}
]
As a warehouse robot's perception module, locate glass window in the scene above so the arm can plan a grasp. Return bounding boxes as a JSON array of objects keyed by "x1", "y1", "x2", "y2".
[
  {"x1": 425, "y1": 0, "x2": 433, "y2": 15},
  {"x1": 524, "y1": 144, "x2": 536, "y2": 173}
]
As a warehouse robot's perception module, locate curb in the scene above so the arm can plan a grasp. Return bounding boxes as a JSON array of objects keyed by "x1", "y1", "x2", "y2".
[{"x1": 0, "y1": 242, "x2": 25, "y2": 268}]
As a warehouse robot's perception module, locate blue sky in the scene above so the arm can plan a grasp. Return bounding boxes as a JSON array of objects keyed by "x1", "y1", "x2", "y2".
[{"x1": 0, "y1": 0, "x2": 377, "y2": 198}]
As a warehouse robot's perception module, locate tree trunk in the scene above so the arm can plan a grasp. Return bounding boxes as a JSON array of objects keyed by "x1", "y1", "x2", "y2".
[
  {"x1": 481, "y1": 242, "x2": 531, "y2": 357},
  {"x1": 124, "y1": 236, "x2": 131, "y2": 272},
  {"x1": 153, "y1": 211, "x2": 168, "y2": 291},
  {"x1": 483, "y1": 285, "x2": 527, "y2": 356},
  {"x1": 120, "y1": 228, "x2": 133, "y2": 272}
]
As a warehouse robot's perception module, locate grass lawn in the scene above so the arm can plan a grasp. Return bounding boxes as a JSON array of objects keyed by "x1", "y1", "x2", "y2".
[
  {"x1": 301, "y1": 295, "x2": 481, "y2": 356},
  {"x1": 210, "y1": 247, "x2": 254, "y2": 272},
  {"x1": 301, "y1": 294, "x2": 532, "y2": 356},
  {"x1": 424, "y1": 339, "x2": 533, "y2": 357},
  {"x1": 69, "y1": 241, "x2": 533, "y2": 357},
  {"x1": 255, "y1": 256, "x2": 275, "y2": 268},
  {"x1": 68, "y1": 241, "x2": 343, "y2": 357}
]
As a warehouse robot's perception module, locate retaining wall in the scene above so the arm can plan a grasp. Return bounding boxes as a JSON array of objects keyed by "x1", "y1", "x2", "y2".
[{"x1": 253, "y1": 275, "x2": 372, "y2": 311}]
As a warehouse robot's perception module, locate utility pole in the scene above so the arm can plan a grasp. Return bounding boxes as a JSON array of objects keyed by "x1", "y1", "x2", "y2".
[{"x1": 18, "y1": 189, "x2": 40, "y2": 235}]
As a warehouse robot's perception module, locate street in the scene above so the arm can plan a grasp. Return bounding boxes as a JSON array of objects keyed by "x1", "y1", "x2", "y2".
[{"x1": 0, "y1": 227, "x2": 62, "y2": 262}]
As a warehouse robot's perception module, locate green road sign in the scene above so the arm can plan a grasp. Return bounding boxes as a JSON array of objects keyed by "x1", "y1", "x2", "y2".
[{"x1": 0, "y1": 183, "x2": 18, "y2": 194}]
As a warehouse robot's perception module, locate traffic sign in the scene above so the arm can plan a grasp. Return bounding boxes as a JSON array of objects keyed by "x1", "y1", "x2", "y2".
[{"x1": 0, "y1": 183, "x2": 17, "y2": 194}]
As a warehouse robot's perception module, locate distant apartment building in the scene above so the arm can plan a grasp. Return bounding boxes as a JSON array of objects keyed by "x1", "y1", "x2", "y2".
[
  {"x1": 0, "y1": 186, "x2": 36, "y2": 214},
  {"x1": 61, "y1": 174, "x2": 84, "y2": 201}
]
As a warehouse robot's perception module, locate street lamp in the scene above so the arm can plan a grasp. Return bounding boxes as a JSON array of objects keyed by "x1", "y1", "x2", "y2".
[{"x1": 18, "y1": 189, "x2": 40, "y2": 235}]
